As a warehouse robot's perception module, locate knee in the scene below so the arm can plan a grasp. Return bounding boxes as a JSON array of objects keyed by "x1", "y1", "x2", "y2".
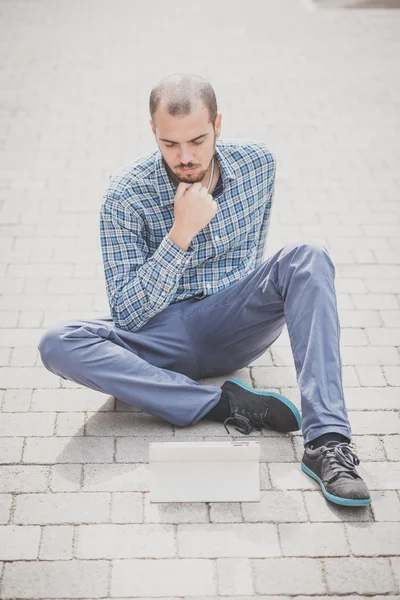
[
  {"x1": 286, "y1": 240, "x2": 334, "y2": 271},
  {"x1": 38, "y1": 321, "x2": 71, "y2": 370}
]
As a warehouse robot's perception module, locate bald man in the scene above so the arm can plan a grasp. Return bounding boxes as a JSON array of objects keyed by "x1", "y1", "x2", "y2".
[{"x1": 39, "y1": 73, "x2": 371, "y2": 507}]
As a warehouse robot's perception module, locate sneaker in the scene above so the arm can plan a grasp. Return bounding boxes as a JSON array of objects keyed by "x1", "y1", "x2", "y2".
[
  {"x1": 301, "y1": 441, "x2": 371, "y2": 507},
  {"x1": 221, "y1": 377, "x2": 301, "y2": 435}
]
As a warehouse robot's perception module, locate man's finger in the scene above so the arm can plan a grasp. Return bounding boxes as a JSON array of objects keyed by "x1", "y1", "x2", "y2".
[{"x1": 176, "y1": 181, "x2": 192, "y2": 199}]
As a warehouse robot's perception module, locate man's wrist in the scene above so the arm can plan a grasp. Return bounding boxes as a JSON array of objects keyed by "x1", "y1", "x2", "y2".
[{"x1": 168, "y1": 227, "x2": 193, "y2": 252}]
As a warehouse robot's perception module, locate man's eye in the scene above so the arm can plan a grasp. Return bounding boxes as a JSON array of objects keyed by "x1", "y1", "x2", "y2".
[
  {"x1": 193, "y1": 140, "x2": 204, "y2": 145},
  {"x1": 164, "y1": 143, "x2": 174, "y2": 148}
]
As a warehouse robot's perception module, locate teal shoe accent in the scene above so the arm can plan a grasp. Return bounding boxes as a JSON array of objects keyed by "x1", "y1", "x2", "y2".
[
  {"x1": 301, "y1": 461, "x2": 372, "y2": 507},
  {"x1": 226, "y1": 377, "x2": 302, "y2": 430}
]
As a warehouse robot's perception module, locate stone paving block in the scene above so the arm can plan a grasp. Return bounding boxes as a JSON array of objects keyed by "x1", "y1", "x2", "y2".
[
  {"x1": 0, "y1": 495, "x2": 12, "y2": 524},
  {"x1": 253, "y1": 557, "x2": 325, "y2": 594},
  {"x1": 346, "y1": 522, "x2": 400, "y2": 556},
  {"x1": 31, "y1": 387, "x2": 113, "y2": 411},
  {"x1": 252, "y1": 366, "x2": 298, "y2": 388},
  {"x1": 340, "y1": 328, "x2": 369, "y2": 346},
  {"x1": 0, "y1": 312, "x2": 18, "y2": 328},
  {"x1": 367, "y1": 328, "x2": 400, "y2": 346},
  {"x1": 39, "y1": 525, "x2": 74, "y2": 560},
  {"x1": 177, "y1": 523, "x2": 280, "y2": 558},
  {"x1": 355, "y1": 366, "x2": 387, "y2": 387},
  {"x1": 13, "y1": 492, "x2": 110, "y2": 525},
  {"x1": 1, "y1": 559, "x2": 109, "y2": 598},
  {"x1": 242, "y1": 491, "x2": 307, "y2": 523},
  {"x1": 0, "y1": 465, "x2": 49, "y2": 493},
  {"x1": 360, "y1": 462, "x2": 400, "y2": 490},
  {"x1": 270, "y1": 347, "x2": 295, "y2": 367},
  {"x1": 144, "y1": 494, "x2": 208, "y2": 524},
  {"x1": 371, "y1": 491, "x2": 400, "y2": 521},
  {"x1": 0, "y1": 524, "x2": 41, "y2": 560},
  {"x1": 279, "y1": 523, "x2": 349, "y2": 556},
  {"x1": 349, "y1": 411, "x2": 400, "y2": 434},
  {"x1": 75, "y1": 523, "x2": 175, "y2": 558},
  {"x1": 384, "y1": 366, "x2": 400, "y2": 386},
  {"x1": 0, "y1": 347, "x2": 10, "y2": 367},
  {"x1": 303, "y1": 491, "x2": 372, "y2": 523},
  {"x1": 9, "y1": 346, "x2": 39, "y2": 367},
  {"x1": 256, "y1": 436, "x2": 296, "y2": 462},
  {"x1": 0, "y1": 437, "x2": 24, "y2": 463},
  {"x1": 216, "y1": 558, "x2": 254, "y2": 596},
  {"x1": 2, "y1": 388, "x2": 32, "y2": 411},
  {"x1": 55, "y1": 411, "x2": 86, "y2": 436},
  {"x1": 18, "y1": 310, "x2": 43, "y2": 328},
  {"x1": 380, "y1": 310, "x2": 400, "y2": 327},
  {"x1": 367, "y1": 279, "x2": 400, "y2": 293},
  {"x1": 8, "y1": 263, "x2": 73, "y2": 279},
  {"x1": 50, "y1": 463, "x2": 82, "y2": 492},
  {"x1": 342, "y1": 366, "x2": 360, "y2": 386},
  {"x1": 269, "y1": 463, "x2": 316, "y2": 490},
  {"x1": 260, "y1": 463, "x2": 272, "y2": 490},
  {"x1": 111, "y1": 559, "x2": 216, "y2": 597},
  {"x1": 384, "y1": 435, "x2": 400, "y2": 460},
  {"x1": 86, "y1": 412, "x2": 173, "y2": 436},
  {"x1": 0, "y1": 366, "x2": 57, "y2": 388},
  {"x1": 0, "y1": 328, "x2": 44, "y2": 347},
  {"x1": 209, "y1": 502, "x2": 241, "y2": 523},
  {"x1": 248, "y1": 349, "x2": 273, "y2": 367},
  {"x1": 392, "y1": 557, "x2": 400, "y2": 591},
  {"x1": 111, "y1": 492, "x2": 143, "y2": 523},
  {"x1": 351, "y1": 293, "x2": 399, "y2": 310},
  {"x1": 24, "y1": 436, "x2": 114, "y2": 464},
  {"x1": 324, "y1": 557, "x2": 396, "y2": 595},
  {"x1": 339, "y1": 310, "x2": 382, "y2": 328},
  {"x1": 83, "y1": 463, "x2": 149, "y2": 492},
  {"x1": 335, "y1": 279, "x2": 368, "y2": 294},
  {"x1": 341, "y1": 346, "x2": 400, "y2": 366},
  {"x1": 116, "y1": 436, "x2": 179, "y2": 463},
  {"x1": 339, "y1": 265, "x2": 400, "y2": 280},
  {"x1": 344, "y1": 387, "x2": 400, "y2": 410},
  {"x1": 0, "y1": 412, "x2": 55, "y2": 437}
]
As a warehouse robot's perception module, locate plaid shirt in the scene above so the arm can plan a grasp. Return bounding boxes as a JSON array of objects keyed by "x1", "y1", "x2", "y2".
[{"x1": 100, "y1": 139, "x2": 276, "y2": 332}]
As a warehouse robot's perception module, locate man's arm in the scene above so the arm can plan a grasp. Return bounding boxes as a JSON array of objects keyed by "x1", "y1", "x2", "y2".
[
  {"x1": 254, "y1": 152, "x2": 277, "y2": 269},
  {"x1": 100, "y1": 196, "x2": 193, "y2": 332}
]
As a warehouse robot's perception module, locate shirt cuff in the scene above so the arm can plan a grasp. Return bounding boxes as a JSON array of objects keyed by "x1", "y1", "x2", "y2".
[{"x1": 153, "y1": 234, "x2": 193, "y2": 274}]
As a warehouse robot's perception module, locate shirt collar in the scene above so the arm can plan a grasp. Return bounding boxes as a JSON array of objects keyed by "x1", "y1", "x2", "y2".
[{"x1": 152, "y1": 140, "x2": 239, "y2": 207}]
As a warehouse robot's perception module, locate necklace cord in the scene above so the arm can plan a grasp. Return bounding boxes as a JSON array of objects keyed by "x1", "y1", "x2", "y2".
[{"x1": 206, "y1": 157, "x2": 215, "y2": 193}]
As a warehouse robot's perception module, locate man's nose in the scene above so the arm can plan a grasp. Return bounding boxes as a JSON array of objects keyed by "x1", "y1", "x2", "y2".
[{"x1": 179, "y1": 145, "x2": 193, "y2": 165}]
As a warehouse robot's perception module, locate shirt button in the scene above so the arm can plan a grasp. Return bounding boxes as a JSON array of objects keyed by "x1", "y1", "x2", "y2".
[
  {"x1": 215, "y1": 235, "x2": 220, "y2": 241},
  {"x1": 206, "y1": 284, "x2": 211, "y2": 289}
]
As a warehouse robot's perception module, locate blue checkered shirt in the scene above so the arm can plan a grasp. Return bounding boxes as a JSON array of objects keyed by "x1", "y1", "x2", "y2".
[{"x1": 100, "y1": 139, "x2": 276, "y2": 332}]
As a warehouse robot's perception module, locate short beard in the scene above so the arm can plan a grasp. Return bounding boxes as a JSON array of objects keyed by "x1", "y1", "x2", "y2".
[
  {"x1": 161, "y1": 136, "x2": 217, "y2": 186},
  {"x1": 162, "y1": 155, "x2": 215, "y2": 185}
]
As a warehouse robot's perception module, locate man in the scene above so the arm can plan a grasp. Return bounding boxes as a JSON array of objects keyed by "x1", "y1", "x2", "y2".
[{"x1": 38, "y1": 73, "x2": 371, "y2": 507}]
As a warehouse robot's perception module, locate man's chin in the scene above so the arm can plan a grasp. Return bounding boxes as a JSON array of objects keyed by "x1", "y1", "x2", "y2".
[{"x1": 178, "y1": 174, "x2": 203, "y2": 184}]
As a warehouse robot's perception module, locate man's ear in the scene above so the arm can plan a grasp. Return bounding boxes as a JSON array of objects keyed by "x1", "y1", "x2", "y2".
[
  {"x1": 150, "y1": 119, "x2": 156, "y2": 136},
  {"x1": 215, "y1": 113, "x2": 222, "y2": 137}
]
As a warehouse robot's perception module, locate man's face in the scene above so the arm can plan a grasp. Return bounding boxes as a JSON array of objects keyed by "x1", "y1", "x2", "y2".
[{"x1": 151, "y1": 103, "x2": 221, "y2": 184}]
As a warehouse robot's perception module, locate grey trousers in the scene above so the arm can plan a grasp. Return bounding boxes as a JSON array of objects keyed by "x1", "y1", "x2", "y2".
[{"x1": 38, "y1": 241, "x2": 351, "y2": 444}]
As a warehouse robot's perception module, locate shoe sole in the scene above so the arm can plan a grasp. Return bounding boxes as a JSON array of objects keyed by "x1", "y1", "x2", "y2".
[
  {"x1": 226, "y1": 377, "x2": 302, "y2": 430},
  {"x1": 301, "y1": 462, "x2": 371, "y2": 507}
]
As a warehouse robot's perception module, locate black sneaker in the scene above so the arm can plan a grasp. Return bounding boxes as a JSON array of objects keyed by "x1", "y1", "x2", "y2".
[
  {"x1": 221, "y1": 377, "x2": 301, "y2": 435},
  {"x1": 301, "y1": 441, "x2": 371, "y2": 507}
]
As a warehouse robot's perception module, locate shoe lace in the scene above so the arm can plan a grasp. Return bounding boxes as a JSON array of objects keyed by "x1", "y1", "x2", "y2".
[
  {"x1": 223, "y1": 406, "x2": 270, "y2": 435},
  {"x1": 321, "y1": 441, "x2": 360, "y2": 481}
]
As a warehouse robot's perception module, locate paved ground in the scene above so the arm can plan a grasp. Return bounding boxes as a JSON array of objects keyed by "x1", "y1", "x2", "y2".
[{"x1": 0, "y1": 0, "x2": 399, "y2": 598}]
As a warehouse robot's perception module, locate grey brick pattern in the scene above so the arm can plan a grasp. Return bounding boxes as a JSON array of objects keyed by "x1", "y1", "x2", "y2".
[{"x1": 0, "y1": 0, "x2": 399, "y2": 598}]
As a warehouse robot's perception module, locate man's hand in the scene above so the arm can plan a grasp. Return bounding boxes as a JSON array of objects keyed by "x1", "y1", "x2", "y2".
[{"x1": 169, "y1": 182, "x2": 217, "y2": 250}]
